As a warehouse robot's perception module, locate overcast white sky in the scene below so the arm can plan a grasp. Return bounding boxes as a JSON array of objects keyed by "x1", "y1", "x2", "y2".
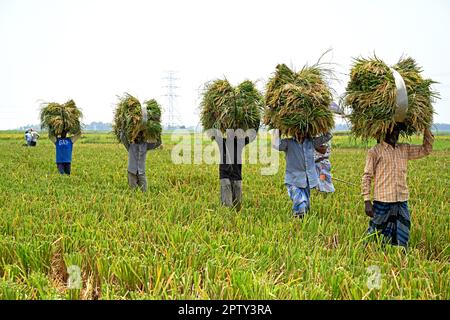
[{"x1": 1, "y1": 0, "x2": 449, "y2": 129}]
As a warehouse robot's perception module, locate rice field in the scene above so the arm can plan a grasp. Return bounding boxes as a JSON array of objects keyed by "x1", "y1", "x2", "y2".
[{"x1": 0, "y1": 132, "x2": 448, "y2": 299}]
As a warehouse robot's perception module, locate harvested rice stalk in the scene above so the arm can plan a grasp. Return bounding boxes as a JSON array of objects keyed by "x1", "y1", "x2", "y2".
[
  {"x1": 263, "y1": 63, "x2": 335, "y2": 139},
  {"x1": 200, "y1": 79, "x2": 262, "y2": 134},
  {"x1": 113, "y1": 93, "x2": 162, "y2": 143},
  {"x1": 40, "y1": 99, "x2": 83, "y2": 137},
  {"x1": 344, "y1": 56, "x2": 438, "y2": 140},
  {"x1": 142, "y1": 99, "x2": 162, "y2": 142}
]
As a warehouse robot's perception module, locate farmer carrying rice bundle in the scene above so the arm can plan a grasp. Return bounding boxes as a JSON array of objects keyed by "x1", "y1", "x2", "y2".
[
  {"x1": 265, "y1": 63, "x2": 334, "y2": 218},
  {"x1": 113, "y1": 93, "x2": 162, "y2": 192},
  {"x1": 40, "y1": 99, "x2": 83, "y2": 175},
  {"x1": 344, "y1": 55, "x2": 438, "y2": 248},
  {"x1": 200, "y1": 79, "x2": 262, "y2": 210}
]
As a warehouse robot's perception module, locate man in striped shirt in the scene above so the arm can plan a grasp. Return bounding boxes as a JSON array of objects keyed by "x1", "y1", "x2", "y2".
[{"x1": 362, "y1": 125, "x2": 434, "y2": 248}]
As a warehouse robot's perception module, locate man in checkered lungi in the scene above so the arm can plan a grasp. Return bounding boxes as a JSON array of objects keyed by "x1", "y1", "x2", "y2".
[{"x1": 362, "y1": 124, "x2": 434, "y2": 248}]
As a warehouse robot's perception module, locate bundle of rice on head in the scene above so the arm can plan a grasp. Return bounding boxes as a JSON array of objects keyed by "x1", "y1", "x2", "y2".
[
  {"x1": 40, "y1": 99, "x2": 83, "y2": 137},
  {"x1": 200, "y1": 79, "x2": 263, "y2": 137},
  {"x1": 344, "y1": 55, "x2": 438, "y2": 141},
  {"x1": 263, "y1": 63, "x2": 335, "y2": 140},
  {"x1": 113, "y1": 93, "x2": 162, "y2": 143}
]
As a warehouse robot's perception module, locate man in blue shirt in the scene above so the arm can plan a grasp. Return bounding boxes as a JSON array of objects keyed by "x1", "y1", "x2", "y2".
[
  {"x1": 50, "y1": 131, "x2": 81, "y2": 175},
  {"x1": 272, "y1": 130, "x2": 332, "y2": 218},
  {"x1": 120, "y1": 131, "x2": 161, "y2": 192}
]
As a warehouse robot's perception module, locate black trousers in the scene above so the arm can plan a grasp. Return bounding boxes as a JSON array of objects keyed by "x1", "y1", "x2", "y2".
[{"x1": 57, "y1": 163, "x2": 71, "y2": 175}]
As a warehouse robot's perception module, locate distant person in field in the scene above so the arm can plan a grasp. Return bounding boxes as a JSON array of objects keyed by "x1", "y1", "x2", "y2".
[
  {"x1": 211, "y1": 128, "x2": 257, "y2": 211},
  {"x1": 314, "y1": 141, "x2": 335, "y2": 193},
  {"x1": 49, "y1": 131, "x2": 81, "y2": 175},
  {"x1": 29, "y1": 129, "x2": 40, "y2": 147},
  {"x1": 120, "y1": 131, "x2": 161, "y2": 192},
  {"x1": 362, "y1": 125, "x2": 434, "y2": 248},
  {"x1": 24, "y1": 129, "x2": 32, "y2": 146},
  {"x1": 272, "y1": 130, "x2": 333, "y2": 218}
]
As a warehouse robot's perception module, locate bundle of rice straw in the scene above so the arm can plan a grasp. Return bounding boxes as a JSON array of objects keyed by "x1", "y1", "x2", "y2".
[
  {"x1": 40, "y1": 99, "x2": 83, "y2": 137},
  {"x1": 200, "y1": 79, "x2": 263, "y2": 133},
  {"x1": 113, "y1": 93, "x2": 162, "y2": 143},
  {"x1": 344, "y1": 56, "x2": 438, "y2": 140},
  {"x1": 263, "y1": 63, "x2": 335, "y2": 139}
]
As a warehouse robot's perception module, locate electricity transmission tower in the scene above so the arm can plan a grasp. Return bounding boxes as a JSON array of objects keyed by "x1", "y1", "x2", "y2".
[{"x1": 162, "y1": 71, "x2": 180, "y2": 129}]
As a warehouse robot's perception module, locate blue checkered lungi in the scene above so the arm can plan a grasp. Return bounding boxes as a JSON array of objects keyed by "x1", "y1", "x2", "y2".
[
  {"x1": 286, "y1": 184, "x2": 311, "y2": 216},
  {"x1": 367, "y1": 201, "x2": 411, "y2": 247}
]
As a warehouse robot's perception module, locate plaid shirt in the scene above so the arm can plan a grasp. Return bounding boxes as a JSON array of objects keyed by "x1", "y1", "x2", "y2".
[{"x1": 362, "y1": 130, "x2": 434, "y2": 202}]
